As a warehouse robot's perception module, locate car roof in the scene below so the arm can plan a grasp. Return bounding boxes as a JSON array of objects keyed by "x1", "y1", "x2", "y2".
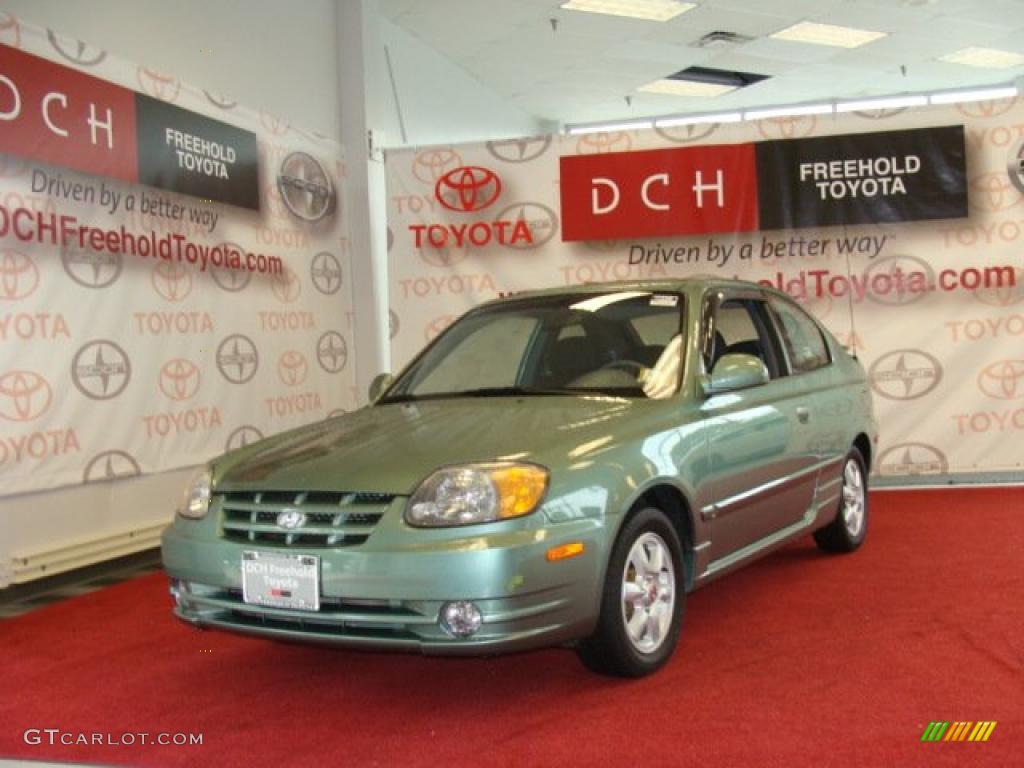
[{"x1": 480, "y1": 275, "x2": 779, "y2": 306}]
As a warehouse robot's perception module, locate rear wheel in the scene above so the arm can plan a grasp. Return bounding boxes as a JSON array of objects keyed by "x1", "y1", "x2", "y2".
[
  {"x1": 578, "y1": 507, "x2": 685, "y2": 677},
  {"x1": 813, "y1": 448, "x2": 868, "y2": 553}
]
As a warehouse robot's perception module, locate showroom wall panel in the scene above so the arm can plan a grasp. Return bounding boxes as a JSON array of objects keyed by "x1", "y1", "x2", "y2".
[
  {"x1": 386, "y1": 101, "x2": 1024, "y2": 480},
  {"x1": 0, "y1": 10, "x2": 355, "y2": 584}
]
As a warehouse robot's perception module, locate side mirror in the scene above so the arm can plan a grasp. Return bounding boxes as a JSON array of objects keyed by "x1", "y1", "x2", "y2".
[
  {"x1": 368, "y1": 373, "x2": 394, "y2": 404},
  {"x1": 704, "y1": 354, "x2": 769, "y2": 396}
]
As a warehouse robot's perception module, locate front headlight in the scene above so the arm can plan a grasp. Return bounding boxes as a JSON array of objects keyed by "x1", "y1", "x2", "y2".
[
  {"x1": 406, "y1": 462, "x2": 549, "y2": 527},
  {"x1": 178, "y1": 466, "x2": 213, "y2": 520}
]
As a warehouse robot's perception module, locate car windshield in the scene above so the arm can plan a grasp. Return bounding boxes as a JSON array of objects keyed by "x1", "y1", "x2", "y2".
[{"x1": 382, "y1": 290, "x2": 686, "y2": 402}]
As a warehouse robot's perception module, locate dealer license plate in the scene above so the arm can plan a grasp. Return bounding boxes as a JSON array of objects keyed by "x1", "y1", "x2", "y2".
[{"x1": 241, "y1": 551, "x2": 320, "y2": 612}]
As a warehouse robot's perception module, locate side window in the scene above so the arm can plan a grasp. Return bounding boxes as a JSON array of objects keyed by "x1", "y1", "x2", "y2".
[
  {"x1": 770, "y1": 299, "x2": 830, "y2": 374},
  {"x1": 708, "y1": 297, "x2": 783, "y2": 379}
]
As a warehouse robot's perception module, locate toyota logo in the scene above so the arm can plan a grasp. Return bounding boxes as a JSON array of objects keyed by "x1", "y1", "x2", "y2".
[
  {"x1": 226, "y1": 425, "x2": 264, "y2": 452},
  {"x1": 311, "y1": 252, "x2": 343, "y2": 295},
  {"x1": 956, "y1": 98, "x2": 1016, "y2": 119},
  {"x1": 62, "y1": 247, "x2": 123, "y2": 289},
  {"x1": 492, "y1": 202, "x2": 559, "y2": 249},
  {"x1": 969, "y1": 172, "x2": 1020, "y2": 213},
  {"x1": 1, "y1": 250, "x2": 39, "y2": 301},
  {"x1": 864, "y1": 255, "x2": 935, "y2": 306},
  {"x1": 204, "y1": 90, "x2": 237, "y2": 110},
  {"x1": 277, "y1": 350, "x2": 309, "y2": 387},
  {"x1": 209, "y1": 244, "x2": 251, "y2": 292},
  {"x1": 973, "y1": 267, "x2": 1024, "y2": 307},
  {"x1": 654, "y1": 123, "x2": 719, "y2": 144},
  {"x1": 82, "y1": 450, "x2": 142, "y2": 483},
  {"x1": 424, "y1": 315, "x2": 455, "y2": 343},
  {"x1": 417, "y1": 242, "x2": 470, "y2": 268},
  {"x1": 137, "y1": 67, "x2": 181, "y2": 102},
  {"x1": 869, "y1": 350, "x2": 943, "y2": 401},
  {"x1": 977, "y1": 359, "x2": 1024, "y2": 400},
  {"x1": 851, "y1": 108, "x2": 907, "y2": 120},
  {"x1": 277, "y1": 151, "x2": 334, "y2": 222},
  {"x1": 260, "y1": 112, "x2": 290, "y2": 136},
  {"x1": 316, "y1": 331, "x2": 348, "y2": 374},
  {"x1": 276, "y1": 509, "x2": 306, "y2": 529},
  {"x1": 755, "y1": 116, "x2": 817, "y2": 140},
  {"x1": 216, "y1": 335, "x2": 259, "y2": 384},
  {"x1": 486, "y1": 136, "x2": 552, "y2": 164},
  {"x1": 152, "y1": 261, "x2": 193, "y2": 302},
  {"x1": 271, "y1": 266, "x2": 302, "y2": 303},
  {"x1": 575, "y1": 132, "x2": 632, "y2": 155},
  {"x1": 71, "y1": 340, "x2": 132, "y2": 400},
  {"x1": 159, "y1": 358, "x2": 201, "y2": 401},
  {"x1": 878, "y1": 443, "x2": 948, "y2": 476},
  {"x1": 412, "y1": 148, "x2": 462, "y2": 185},
  {"x1": 435, "y1": 166, "x2": 502, "y2": 213},
  {"x1": 0, "y1": 370, "x2": 53, "y2": 422},
  {"x1": 47, "y1": 29, "x2": 106, "y2": 66}
]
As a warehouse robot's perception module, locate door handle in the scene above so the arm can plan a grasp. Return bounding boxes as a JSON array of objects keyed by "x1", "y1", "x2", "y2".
[{"x1": 796, "y1": 407, "x2": 810, "y2": 424}]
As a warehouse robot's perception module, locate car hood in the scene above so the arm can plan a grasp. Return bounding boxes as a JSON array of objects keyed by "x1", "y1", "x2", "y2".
[{"x1": 216, "y1": 395, "x2": 641, "y2": 494}]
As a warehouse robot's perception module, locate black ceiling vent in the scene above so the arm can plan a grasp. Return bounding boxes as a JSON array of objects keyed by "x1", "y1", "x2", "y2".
[
  {"x1": 666, "y1": 66, "x2": 769, "y2": 89},
  {"x1": 694, "y1": 30, "x2": 754, "y2": 48}
]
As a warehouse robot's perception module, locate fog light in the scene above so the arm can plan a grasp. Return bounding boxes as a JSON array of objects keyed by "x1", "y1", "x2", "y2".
[{"x1": 440, "y1": 600, "x2": 483, "y2": 638}]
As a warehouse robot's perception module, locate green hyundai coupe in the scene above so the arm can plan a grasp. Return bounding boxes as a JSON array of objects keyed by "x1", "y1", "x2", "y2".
[{"x1": 162, "y1": 277, "x2": 877, "y2": 676}]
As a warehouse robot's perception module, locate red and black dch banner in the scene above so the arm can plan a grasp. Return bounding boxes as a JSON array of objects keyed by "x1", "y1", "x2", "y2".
[
  {"x1": 0, "y1": 43, "x2": 259, "y2": 210},
  {"x1": 560, "y1": 125, "x2": 967, "y2": 241}
]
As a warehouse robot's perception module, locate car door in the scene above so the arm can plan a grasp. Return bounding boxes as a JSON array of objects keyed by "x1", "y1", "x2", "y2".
[
  {"x1": 700, "y1": 291, "x2": 822, "y2": 563},
  {"x1": 767, "y1": 297, "x2": 846, "y2": 507}
]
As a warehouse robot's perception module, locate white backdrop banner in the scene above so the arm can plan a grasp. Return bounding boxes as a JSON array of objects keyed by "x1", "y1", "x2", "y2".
[
  {"x1": 0, "y1": 18, "x2": 358, "y2": 496},
  {"x1": 386, "y1": 99, "x2": 1024, "y2": 479}
]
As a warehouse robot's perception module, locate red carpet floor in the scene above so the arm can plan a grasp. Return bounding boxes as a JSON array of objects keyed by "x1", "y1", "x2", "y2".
[{"x1": 1, "y1": 488, "x2": 1021, "y2": 767}]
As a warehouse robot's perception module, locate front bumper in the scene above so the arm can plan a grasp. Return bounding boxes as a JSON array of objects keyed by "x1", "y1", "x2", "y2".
[{"x1": 161, "y1": 508, "x2": 606, "y2": 655}]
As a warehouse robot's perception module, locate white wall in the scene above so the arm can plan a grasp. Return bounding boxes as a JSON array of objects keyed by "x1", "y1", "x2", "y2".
[
  {"x1": 0, "y1": 0, "x2": 341, "y2": 138},
  {"x1": 374, "y1": 16, "x2": 545, "y2": 147}
]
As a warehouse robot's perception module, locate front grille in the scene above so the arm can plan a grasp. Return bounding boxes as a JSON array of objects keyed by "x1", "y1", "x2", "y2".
[{"x1": 219, "y1": 490, "x2": 395, "y2": 548}]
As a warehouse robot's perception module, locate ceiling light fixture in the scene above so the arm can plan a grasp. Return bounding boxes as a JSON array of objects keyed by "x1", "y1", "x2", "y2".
[
  {"x1": 929, "y1": 85, "x2": 1018, "y2": 104},
  {"x1": 567, "y1": 119, "x2": 654, "y2": 135},
  {"x1": 742, "y1": 103, "x2": 834, "y2": 120},
  {"x1": 939, "y1": 47, "x2": 1024, "y2": 69},
  {"x1": 655, "y1": 111, "x2": 743, "y2": 127},
  {"x1": 560, "y1": 0, "x2": 695, "y2": 22},
  {"x1": 770, "y1": 21, "x2": 886, "y2": 48},
  {"x1": 835, "y1": 94, "x2": 928, "y2": 112},
  {"x1": 639, "y1": 80, "x2": 738, "y2": 97}
]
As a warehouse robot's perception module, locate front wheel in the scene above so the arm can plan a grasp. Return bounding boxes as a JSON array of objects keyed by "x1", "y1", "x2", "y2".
[
  {"x1": 577, "y1": 507, "x2": 685, "y2": 677},
  {"x1": 813, "y1": 448, "x2": 869, "y2": 553}
]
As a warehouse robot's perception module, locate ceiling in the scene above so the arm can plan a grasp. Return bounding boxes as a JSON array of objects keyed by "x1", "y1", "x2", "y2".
[{"x1": 379, "y1": 0, "x2": 1024, "y2": 126}]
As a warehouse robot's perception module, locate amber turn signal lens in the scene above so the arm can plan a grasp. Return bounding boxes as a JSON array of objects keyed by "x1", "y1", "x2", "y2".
[
  {"x1": 490, "y1": 465, "x2": 549, "y2": 519},
  {"x1": 546, "y1": 542, "x2": 585, "y2": 562}
]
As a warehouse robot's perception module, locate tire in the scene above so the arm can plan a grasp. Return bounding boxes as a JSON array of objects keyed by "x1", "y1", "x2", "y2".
[
  {"x1": 578, "y1": 507, "x2": 685, "y2": 678},
  {"x1": 813, "y1": 447, "x2": 869, "y2": 553}
]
